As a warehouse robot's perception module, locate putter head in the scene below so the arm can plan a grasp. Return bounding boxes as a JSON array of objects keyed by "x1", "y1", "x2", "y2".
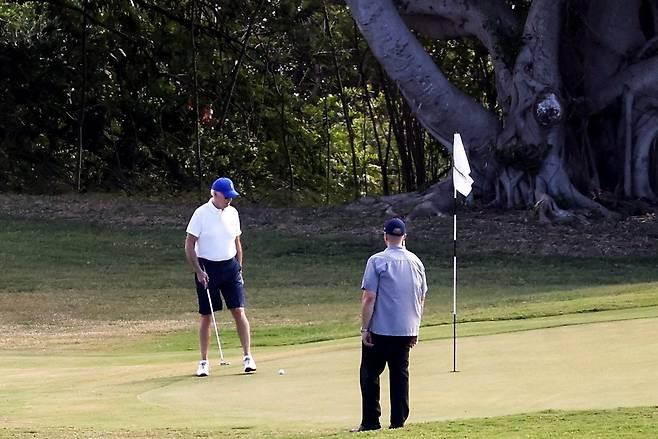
[{"x1": 219, "y1": 359, "x2": 230, "y2": 366}]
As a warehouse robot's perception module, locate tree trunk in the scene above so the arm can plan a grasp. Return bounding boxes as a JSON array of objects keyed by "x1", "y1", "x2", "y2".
[{"x1": 347, "y1": 0, "x2": 658, "y2": 220}]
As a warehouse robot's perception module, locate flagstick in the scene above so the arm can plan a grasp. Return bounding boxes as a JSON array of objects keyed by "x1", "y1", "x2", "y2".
[
  {"x1": 452, "y1": 184, "x2": 458, "y2": 373},
  {"x1": 451, "y1": 132, "x2": 471, "y2": 373}
]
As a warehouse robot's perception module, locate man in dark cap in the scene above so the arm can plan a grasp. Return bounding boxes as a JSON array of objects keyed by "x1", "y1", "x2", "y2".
[
  {"x1": 352, "y1": 218, "x2": 428, "y2": 432},
  {"x1": 185, "y1": 177, "x2": 257, "y2": 376}
]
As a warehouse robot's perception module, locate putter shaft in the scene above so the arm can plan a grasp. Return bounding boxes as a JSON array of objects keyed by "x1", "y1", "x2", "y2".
[{"x1": 205, "y1": 287, "x2": 229, "y2": 366}]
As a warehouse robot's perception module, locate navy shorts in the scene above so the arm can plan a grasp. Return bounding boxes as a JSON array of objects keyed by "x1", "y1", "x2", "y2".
[{"x1": 196, "y1": 257, "x2": 245, "y2": 314}]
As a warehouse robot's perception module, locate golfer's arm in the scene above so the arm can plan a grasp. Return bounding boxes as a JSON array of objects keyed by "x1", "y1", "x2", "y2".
[
  {"x1": 185, "y1": 234, "x2": 203, "y2": 274},
  {"x1": 235, "y1": 236, "x2": 243, "y2": 268},
  {"x1": 361, "y1": 290, "x2": 376, "y2": 331}
]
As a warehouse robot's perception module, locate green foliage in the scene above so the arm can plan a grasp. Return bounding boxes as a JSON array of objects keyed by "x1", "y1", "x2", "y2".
[{"x1": 0, "y1": 1, "x2": 455, "y2": 201}]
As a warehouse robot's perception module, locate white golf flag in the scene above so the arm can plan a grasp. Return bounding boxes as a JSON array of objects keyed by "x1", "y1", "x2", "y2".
[{"x1": 452, "y1": 133, "x2": 473, "y2": 196}]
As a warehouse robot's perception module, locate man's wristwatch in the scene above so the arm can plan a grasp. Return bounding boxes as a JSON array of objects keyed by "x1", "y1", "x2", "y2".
[{"x1": 360, "y1": 328, "x2": 369, "y2": 333}]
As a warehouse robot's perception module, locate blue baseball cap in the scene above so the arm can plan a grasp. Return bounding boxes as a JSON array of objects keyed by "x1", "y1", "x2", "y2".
[
  {"x1": 211, "y1": 177, "x2": 240, "y2": 198},
  {"x1": 384, "y1": 218, "x2": 406, "y2": 236}
]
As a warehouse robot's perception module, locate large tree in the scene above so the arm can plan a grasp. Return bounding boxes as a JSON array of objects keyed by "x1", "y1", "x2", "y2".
[{"x1": 346, "y1": 0, "x2": 658, "y2": 221}]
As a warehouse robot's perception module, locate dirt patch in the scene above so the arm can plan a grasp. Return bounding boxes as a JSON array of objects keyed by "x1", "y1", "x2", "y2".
[
  {"x1": 1, "y1": 192, "x2": 657, "y2": 257},
  {"x1": 0, "y1": 319, "x2": 193, "y2": 351}
]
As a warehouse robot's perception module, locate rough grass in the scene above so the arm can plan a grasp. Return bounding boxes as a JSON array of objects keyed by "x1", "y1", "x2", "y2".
[
  {"x1": 1, "y1": 214, "x2": 657, "y2": 351},
  {"x1": 2, "y1": 407, "x2": 657, "y2": 438}
]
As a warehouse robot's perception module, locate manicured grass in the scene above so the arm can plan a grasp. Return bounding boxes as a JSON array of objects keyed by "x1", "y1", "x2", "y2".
[
  {"x1": 1, "y1": 213, "x2": 657, "y2": 438},
  {"x1": 1, "y1": 315, "x2": 657, "y2": 438},
  {"x1": 292, "y1": 407, "x2": 658, "y2": 439},
  {"x1": 1, "y1": 407, "x2": 656, "y2": 438}
]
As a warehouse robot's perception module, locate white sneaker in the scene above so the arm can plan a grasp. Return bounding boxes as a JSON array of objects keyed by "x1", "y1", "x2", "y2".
[
  {"x1": 243, "y1": 355, "x2": 257, "y2": 373},
  {"x1": 196, "y1": 360, "x2": 209, "y2": 377}
]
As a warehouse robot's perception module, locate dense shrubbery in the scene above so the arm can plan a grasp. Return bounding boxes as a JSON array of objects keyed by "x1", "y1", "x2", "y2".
[{"x1": 0, "y1": 1, "x2": 456, "y2": 203}]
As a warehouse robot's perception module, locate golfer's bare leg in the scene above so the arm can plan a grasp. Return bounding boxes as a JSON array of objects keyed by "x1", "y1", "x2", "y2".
[
  {"x1": 230, "y1": 307, "x2": 251, "y2": 356},
  {"x1": 199, "y1": 314, "x2": 211, "y2": 360}
]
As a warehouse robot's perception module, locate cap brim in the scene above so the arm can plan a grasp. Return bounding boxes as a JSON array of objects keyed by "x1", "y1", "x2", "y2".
[{"x1": 226, "y1": 190, "x2": 239, "y2": 198}]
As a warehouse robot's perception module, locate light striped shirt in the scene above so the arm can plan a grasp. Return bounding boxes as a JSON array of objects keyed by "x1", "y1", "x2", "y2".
[{"x1": 361, "y1": 245, "x2": 427, "y2": 336}]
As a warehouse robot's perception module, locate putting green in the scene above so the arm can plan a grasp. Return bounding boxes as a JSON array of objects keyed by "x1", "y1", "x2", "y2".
[{"x1": 1, "y1": 316, "x2": 657, "y2": 436}]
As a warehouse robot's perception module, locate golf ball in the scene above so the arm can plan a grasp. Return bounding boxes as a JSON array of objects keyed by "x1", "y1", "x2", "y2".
[{"x1": 277, "y1": 368, "x2": 285, "y2": 375}]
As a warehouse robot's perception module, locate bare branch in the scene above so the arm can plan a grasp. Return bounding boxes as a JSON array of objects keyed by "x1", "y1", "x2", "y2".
[
  {"x1": 346, "y1": 0, "x2": 501, "y2": 190},
  {"x1": 587, "y1": 55, "x2": 658, "y2": 113},
  {"x1": 581, "y1": 0, "x2": 646, "y2": 98},
  {"x1": 516, "y1": 0, "x2": 565, "y2": 87},
  {"x1": 395, "y1": 0, "x2": 520, "y2": 52},
  {"x1": 392, "y1": 0, "x2": 521, "y2": 105}
]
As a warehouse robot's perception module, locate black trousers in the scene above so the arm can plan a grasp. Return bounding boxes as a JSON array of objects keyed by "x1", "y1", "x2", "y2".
[{"x1": 359, "y1": 333, "x2": 413, "y2": 429}]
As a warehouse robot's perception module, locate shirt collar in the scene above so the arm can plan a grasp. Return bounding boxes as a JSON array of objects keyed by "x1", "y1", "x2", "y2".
[{"x1": 207, "y1": 198, "x2": 224, "y2": 212}]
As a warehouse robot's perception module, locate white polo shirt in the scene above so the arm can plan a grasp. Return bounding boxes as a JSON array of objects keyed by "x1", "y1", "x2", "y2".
[{"x1": 186, "y1": 199, "x2": 242, "y2": 261}]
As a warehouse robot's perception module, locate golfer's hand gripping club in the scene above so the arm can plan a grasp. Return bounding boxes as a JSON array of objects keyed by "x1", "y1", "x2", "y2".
[{"x1": 196, "y1": 270, "x2": 209, "y2": 288}]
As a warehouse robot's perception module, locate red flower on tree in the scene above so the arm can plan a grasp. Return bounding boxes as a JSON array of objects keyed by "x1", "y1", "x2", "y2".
[{"x1": 200, "y1": 106, "x2": 213, "y2": 124}]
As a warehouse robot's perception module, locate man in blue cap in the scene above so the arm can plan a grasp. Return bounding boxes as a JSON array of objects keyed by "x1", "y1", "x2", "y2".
[
  {"x1": 185, "y1": 177, "x2": 257, "y2": 376},
  {"x1": 352, "y1": 217, "x2": 427, "y2": 432}
]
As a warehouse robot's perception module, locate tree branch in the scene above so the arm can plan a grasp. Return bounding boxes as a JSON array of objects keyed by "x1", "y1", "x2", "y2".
[
  {"x1": 581, "y1": 0, "x2": 646, "y2": 99},
  {"x1": 392, "y1": 0, "x2": 521, "y2": 107},
  {"x1": 587, "y1": 55, "x2": 658, "y2": 113},
  {"x1": 130, "y1": 0, "x2": 249, "y2": 51},
  {"x1": 36, "y1": 0, "x2": 139, "y2": 44},
  {"x1": 346, "y1": 0, "x2": 501, "y2": 191},
  {"x1": 517, "y1": 0, "x2": 565, "y2": 87}
]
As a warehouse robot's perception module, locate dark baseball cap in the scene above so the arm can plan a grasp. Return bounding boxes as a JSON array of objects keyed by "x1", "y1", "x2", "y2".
[
  {"x1": 384, "y1": 218, "x2": 406, "y2": 236},
  {"x1": 211, "y1": 177, "x2": 240, "y2": 198}
]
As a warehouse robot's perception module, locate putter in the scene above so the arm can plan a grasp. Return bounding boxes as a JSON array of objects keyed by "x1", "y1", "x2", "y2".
[{"x1": 205, "y1": 285, "x2": 230, "y2": 366}]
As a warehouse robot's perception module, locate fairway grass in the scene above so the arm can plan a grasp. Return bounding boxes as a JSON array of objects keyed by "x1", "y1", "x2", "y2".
[
  {"x1": 2, "y1": 406, "x2": 657, "y2": 438},
  {"x1": 1, "y1": 315, "x2": 657, "y2": 438}
]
